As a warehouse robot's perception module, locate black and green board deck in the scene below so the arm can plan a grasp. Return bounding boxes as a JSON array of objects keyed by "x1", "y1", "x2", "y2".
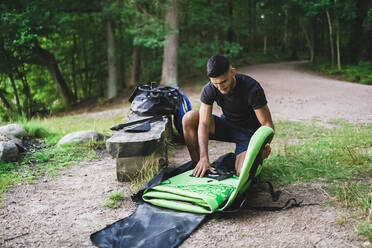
[
  {"x1": 142, "y1": 126, "x2": 274, "y2": 213},
  {"x1": 91, "y1": 126, "x2": 274, "y2": 248}
]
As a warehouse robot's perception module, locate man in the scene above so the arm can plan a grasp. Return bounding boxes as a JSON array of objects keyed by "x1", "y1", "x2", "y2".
[{"x1": 182, "y1": 55, "x2": 274, "y2": 178}]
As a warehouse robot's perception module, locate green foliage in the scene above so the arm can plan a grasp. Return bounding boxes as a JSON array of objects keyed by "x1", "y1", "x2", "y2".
[
  {"x1": 129, "y1": 16, "x2": 167, "y2": 48},
  {"x1": 308, "y1": 61, "x2": 372, "y2": 85},
  {"x1": 343, "y1": 61, "x2": 372, "y2": 85},
  {"x1": 1, "y1": 0, "x2": 370, "y2": 122},
  {"x1": 0, "y1": 161, "x2": 15, "y2": 175},
  {"x1": 103, "y1": 190, "x2": 125, "y2": 209},
  {"x1": 103, "y1": 199, "x2": 119, "y2": 209},
  {"x1": 22, "y1": 122, "x2": 50, "y2": 138},
  {"x1": 109, "y1": 190, "x2": 125, "y2": 201},
  {"x1": 358, "y1": 222, "x2": 372, "y2": 243}
]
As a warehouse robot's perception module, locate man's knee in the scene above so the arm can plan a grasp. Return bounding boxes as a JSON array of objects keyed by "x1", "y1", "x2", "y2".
[{"x1": 182, "y1": 110, "x2": 199, "y2": 130}]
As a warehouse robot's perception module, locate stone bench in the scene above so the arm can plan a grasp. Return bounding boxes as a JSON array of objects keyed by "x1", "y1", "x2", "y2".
[{"x1": 106, "y1": 114, "x2": 172, "y2": 182}]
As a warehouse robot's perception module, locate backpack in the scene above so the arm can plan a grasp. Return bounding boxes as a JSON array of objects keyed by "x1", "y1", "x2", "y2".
[
  {"x1": 129, "y1": 82, "x2": 182, "y2": 116},
  {"x1": 128, "y1": 82, "x2": 192, "y2": 135}
]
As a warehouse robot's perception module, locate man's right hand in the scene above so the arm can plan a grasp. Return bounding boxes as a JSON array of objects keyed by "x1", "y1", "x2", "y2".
[{"x1": 192, "y1": 158, "x2": 216, "y2": 177}]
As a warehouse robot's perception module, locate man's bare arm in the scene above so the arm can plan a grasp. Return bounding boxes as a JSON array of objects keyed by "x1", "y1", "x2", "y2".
[
  {"x1": 254, "y1": 104, "x2": 274, "y2": 159},
  {"x1": 198, "y1": 103, "x2": 212, "y2": 161},
  {"x1": 254, "y1": 104, "x2": 274, "y2": 131},
  {"x1": 192, "y1": 103, "x2": 216, "y2": 177}
]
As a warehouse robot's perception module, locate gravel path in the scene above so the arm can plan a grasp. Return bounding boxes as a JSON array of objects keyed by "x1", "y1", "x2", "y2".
[{"x1": 1, "y1": 61, "x2": 370, "y2": 248}]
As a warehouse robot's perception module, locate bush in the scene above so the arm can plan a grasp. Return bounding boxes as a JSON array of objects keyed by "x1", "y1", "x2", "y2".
[
  {"x1": 308, "y1": 60, "x2": 372, "y2": 85},
  {"x1": 344, "y1": 61, "x2": 372, "y2": 85}
]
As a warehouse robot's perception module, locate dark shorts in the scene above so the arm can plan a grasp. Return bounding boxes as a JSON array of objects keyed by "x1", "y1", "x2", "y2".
[{"x1": 210, "y1": 115, "x2": 255, "y2": 155}]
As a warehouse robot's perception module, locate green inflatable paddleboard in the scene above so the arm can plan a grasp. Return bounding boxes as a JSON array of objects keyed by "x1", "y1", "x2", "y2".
[{"x1": 143, "y1": 126, "x2": 274, "y2": 214}]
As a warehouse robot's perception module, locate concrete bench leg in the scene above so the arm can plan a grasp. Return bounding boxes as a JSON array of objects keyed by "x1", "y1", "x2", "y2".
[{"x1": 106, "y1": 115, "x2": 172, "y2": 182}]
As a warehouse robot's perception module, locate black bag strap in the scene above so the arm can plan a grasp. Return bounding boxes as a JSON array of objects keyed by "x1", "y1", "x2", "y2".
[
  {"x1": 110, "y1": 115, "x2": 163, "y2": 131},
  {"x1": 221, "y1": 181, "x2": 319, "y2": 213},
  {"x1": 128, "y1": 86, "x2": 139, "y2": 103}
]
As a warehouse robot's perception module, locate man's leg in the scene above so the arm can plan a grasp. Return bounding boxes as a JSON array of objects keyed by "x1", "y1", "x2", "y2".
[
  {"x1": 182, "y1": 110, "x2": 215, "y2": 164},
  {"x1": 234, "y1": 137, "x2": 271, "y2": 176},
  {"x1": 235, "y1": 152, "x2": 246, "y2": 176},
  {"x1": 232, "y1": 129, "x2": 254, "y2": 177}
]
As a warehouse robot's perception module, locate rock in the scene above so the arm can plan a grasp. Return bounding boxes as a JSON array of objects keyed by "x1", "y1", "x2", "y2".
[
  {"x1": 0, "y1": 134, "x2": 25, "y2": 152},
  {"x1": 0, "y1": 124, "x2": 27, "y2": 139},
  {"x1": 0, "y1": 141, "x2": 19, "y2": 162},
  {"x1": 57, "y1": 131, "x2": 105, "y2": 146}
]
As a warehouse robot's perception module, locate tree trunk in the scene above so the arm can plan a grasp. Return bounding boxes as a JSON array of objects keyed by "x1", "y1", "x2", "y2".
[
  {"x1": 18, "y1": 66, "x2": 32, "y2": 119},
  {"x1": 161, "y1": 0, "x2": 179, "y2": 86},
  {"x1": 312, "y1": 18, "x2": 319, "y2": 62},
  {"x1": 82, "y1": 38, "x2": 89, "y2": 98},
  {"x1": 347, "y1": 0, "x2": 370, "y2": 62},
  {"x1": 117, "y1": 22, "x2": 126, "y2": 89},
  {"x1": 33, "y1": 44, "x2": 75, "y2": 103},
  {"x1": 263, "y1": 36, "x2": 267, "y2": 55},
  {"x1": 129, "y1": 45, "x2": 141, "y2": 87},
  {"x1": 283, "y1": 6, "x2": 288, "y2": 51},
  {"x1": 105, "y1": 20, "x2": 118, "y2": 99},
  {"x1": 0, "y1": 88, "x2": 13, "y2": 111},
  {"x1": 364, "y1": 25, "x2": 372, "y2": 61},
  {"x1": 335, "y1": 18, "x2": 341, "y2": 70},
  {"x1": 9, "y1": 75, "x2": 22, "y2": 115},
  {"x1": 227, "y1": 0, "x2": 234, "y2": 43},
  {"x1": 249, "y1": 0, "x2": 256, "y2": 51},
  {"x1": 326, "y1": 9, "x2": 334, "y2": 66},
  {"x1": 72, "y1": 34, "x2": 78, "y2": 100},
  {"x1": 77, "y1": 37, "x2": 84, "y2": 97},
  {"x1": 300, "y1": 20, "x2": 314, "y2": 62}
]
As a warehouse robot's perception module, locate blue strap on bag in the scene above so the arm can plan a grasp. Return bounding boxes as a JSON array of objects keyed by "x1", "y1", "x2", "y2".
[{"x1": 171, "y1": 87, "x2": 192, "y2": 137}]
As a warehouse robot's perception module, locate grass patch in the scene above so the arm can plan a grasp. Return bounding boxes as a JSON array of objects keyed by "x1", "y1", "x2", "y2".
[
  {"x1": 262, "y1": 120, "x2": 372, "y2": 185},
  {"x1": 20, "y1": 113, "x2": 122, "y2": 145},
  {"x1": 129, "y1": 153, "x2": 161, "y2": 194},
  {"x1": 103, "y1": 199, "x2": 119, "y2": 209},
  {"x1": 358, "y1": 222, "x2": 372, "y2": 243},
  {"x1": 103, "y1": 190, "x2": 125, "y2": 209},
  {"x1": 109, "y1": 190, "x2": 125, "y2": 201},
  {"x1": 328, "y1": 182, "x2": 371, "y2": 210},
  {"x1": 261, "y1": 120, "x2": 372, "y2": 242},
  {"x1": 0, "y1": 142, "x2": 99, "y2": 202},
  {"x1": 22, "y1": 122, "x2": 51, "y2": 139},
  {"x1": 328, "y1": 182, "x2": 372, "y2": 242},
  {"x1": 0, "y1": 112, "x2": 120, "y2": 202}
]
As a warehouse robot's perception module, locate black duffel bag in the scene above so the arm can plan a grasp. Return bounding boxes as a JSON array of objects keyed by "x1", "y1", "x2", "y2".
[{"x1": 129, "y1": 82, "x2": 182, "y2": 116}]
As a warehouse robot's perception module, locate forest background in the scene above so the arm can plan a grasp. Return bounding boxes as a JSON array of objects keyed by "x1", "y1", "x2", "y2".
[{"x1": 0, "y1": 0, "x2": 371, "y2": 121}]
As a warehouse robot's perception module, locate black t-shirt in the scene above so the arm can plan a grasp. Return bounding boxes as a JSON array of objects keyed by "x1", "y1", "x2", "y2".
[{"x1": 200, "y1": 73, "x2": 267, "y2": 130}]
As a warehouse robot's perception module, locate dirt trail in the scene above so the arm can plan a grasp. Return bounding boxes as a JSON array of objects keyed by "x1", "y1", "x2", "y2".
[{"x1": 1, "y1": 61, "x2": 370, "y2": 248}]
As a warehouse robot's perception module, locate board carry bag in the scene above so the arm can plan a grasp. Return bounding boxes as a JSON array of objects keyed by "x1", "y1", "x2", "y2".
[{"x1": 90, "y1": 126, "x2": 275, "y2": 248}]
